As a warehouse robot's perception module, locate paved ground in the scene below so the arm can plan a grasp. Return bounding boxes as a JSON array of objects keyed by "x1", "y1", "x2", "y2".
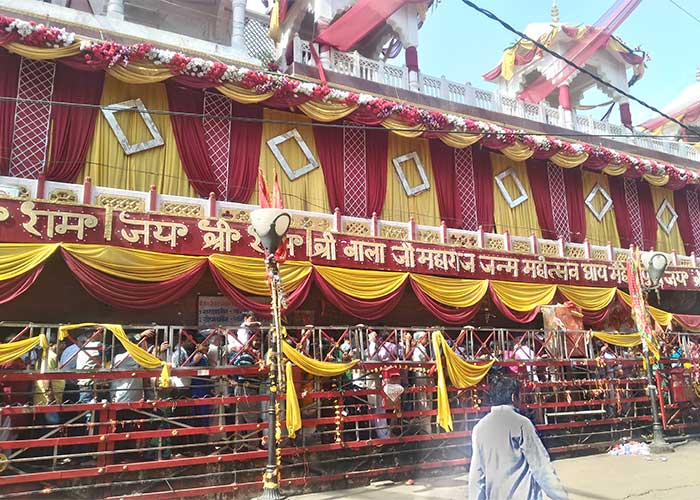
[{"x1": 292, "y1": 441, "x2": 700, "y2": 500}]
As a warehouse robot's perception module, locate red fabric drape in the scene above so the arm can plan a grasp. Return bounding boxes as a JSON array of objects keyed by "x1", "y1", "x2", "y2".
[
  {"x1": 489, "y1": 284, "x2": 541, "y2": 324},
  {"x1": 564, "y1": 168, "x2": 586, "y2": 243},
  {"x1": 608, "y1": 176, "x2": 634, "y2": 248},
  {"x1": 228, "y1": 102, "x2": 262, "y2": 203},
  {"x1": 209, "y1": 263, "x2": 313, "y2": 317},
  {"x1": 473, "y1": 146, "x2": 495, "y2": 232},
  {"x1": 637, "y1": 180, "x2": 657, "y2": 250},
  {"x1": 62, "y1": 250, "x2": 206, "y2": 310},
  {"x1": 365, "y1": 128, "x2": 388, "y2": 217},
  {"x1": 526, "y1": 158, "x2": 557, "y2": 240},
  {"x1": 674, "y1": 314, "x2": 700, "y2": 332},
  {"x1": 46, "y1": 64, "x2": 104, "y2": 182},
  {"x1": 313, "y1": 121, "x2": 345, "y2": 212},
  {"x1": 429, "y1": 140, "x2": 459, "y2": 227},
  {"x1": 314, "y1": 270, "x2": 407, "y2": 320},
  {"x1": 410, "y1": 280, "x2": 480, "y2": 325},
  {"x1": 674, "y1": 189, "x2": 696, "y2": 255},
  {"x1": 0, "y1": 265, "x2": 44, "y2": 304},
  {"x1": 0, "y1": 51, "x2": 19, "y2": 175},
  {"x1": 315, "y1": 0, "x2": 421, "y2": 51},
  {"x1": 582, "y1": 306, "x2": 611, "y2": 327},
  {"x1": 165, "y1": 82, "x2": 219, "y2": 197}
]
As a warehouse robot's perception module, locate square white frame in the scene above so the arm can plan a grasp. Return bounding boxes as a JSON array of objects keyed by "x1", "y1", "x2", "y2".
[
  {"x1": 656, "y1": 198, "x2": 678, "y2": 235},
  {"x1": 495, "y1": 167, "x2": 528, "y2": 208},
  {"x1": 585, "y1": 182, "x2": 613, "y2": 222},
  {"x1": 101, "y1": 98, "x2": 164, "y2": 155},
  {"x1": 267, "y1": 129, "x2": 320, "y2": 181},
  {"x1": 392, "y1": 151, "x2": 430, "y2": 197}
]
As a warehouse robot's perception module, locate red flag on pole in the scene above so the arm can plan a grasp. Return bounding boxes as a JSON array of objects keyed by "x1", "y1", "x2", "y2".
[
  {"x1": 272, "y1": 170, "x2": 283, "y2": 209},
  {"x1": 258, "y1": 168, "x2": 271, "y2": 208}
]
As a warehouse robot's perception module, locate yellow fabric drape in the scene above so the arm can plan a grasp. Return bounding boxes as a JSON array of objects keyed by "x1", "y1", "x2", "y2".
[
  {"x1": 602, "y1": 163, "x2": 628, "y2": 176},
  {"x1": 439, "y1": 133, "x2": 483, "y2": 149},
  {"x1": 642, "y1": 174, "x2": 670, "y2": 187},
  {"x1": 0, "y1": 243, "x2": 58, "y2": 280},
  {"x1": 63, "y1": 244, "x2": 205, "y2": 281},
  {"x1": 650, "y1": 187, "x2": 685, "y2": 255},
  {"x1": 82, "y1": 75, "x2": 196, "y2": 197},
  {"x1": 106, "y1": 62, "x2": 172, "y2": 85},
  {"x1": 297, "y1": 101, "x2": 358, "y2": 122},
  {"x1": 381, "y1": 117, "x2": 426, "y2": 138},
  {"x1": 491, "y1": 281, "x2": 556, "y2": 311},
  {"x1": 558, "y1": 285, "x2": 617, "y2": 311},
  {"x1": 0, "y1": 334, "x2": 48, "y2": 365},
  {"x1": 7, "y1": 42, "x2": 81, "y2": 60},
  {"x1": 550, "y1": 151, "x2": 589, "y2": 169},
  {"x1": 254, "y1": 109, "x2": 331, "y2": 213},
  {"x1": 432, "y1": 331, "x2": 494, "y2": 432},
  {"x1": 581, "y1": 171, "x2": 621, "y2": 247},
  {"x1": 315, "y1": 266, "x2": 408, "y2": 299},
  {"x1": 217, "y1": 84, "x2": 273, "y2": 104},
  {"x1": 210, "y1": 254, "x2": 312, "y2": 295},
  {"x1": 591, "y1": 331, "x2": 642, "y2": 347},
  {"x1": 382, "y1": 133, "x2": 442, "y2": 226},
  {"x1": 617, "y1": 291, "x2": 673, "y2": 327},
  {"x1": 282, "y1": 341, "x2": 358, "y2": 438},
  {"x1": 502, "y1": 142, "x2": 534, "y2": 162},
  {"x1": 409, "y1": 274, "x2": 488, "y2": 307},
  {"x1": 491, "y1": 153, "x2": 541, "y2": 237},
  {"x1": 58, "y1": 323, "x2": 170, "y2": 387}
]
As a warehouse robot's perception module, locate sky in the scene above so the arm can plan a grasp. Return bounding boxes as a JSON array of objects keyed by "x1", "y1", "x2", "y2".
[{"x1": 415, "y1": 0, "x2": 699, "y2": 125}]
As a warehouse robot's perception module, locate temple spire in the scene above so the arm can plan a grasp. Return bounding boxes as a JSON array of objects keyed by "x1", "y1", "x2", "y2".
[{"x1": 551, "y1": 0, "x2": 560, "y2": 23}]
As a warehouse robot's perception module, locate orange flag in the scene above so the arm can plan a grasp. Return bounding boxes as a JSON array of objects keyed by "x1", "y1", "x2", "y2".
[{"x1": 258, "y1": 168, "x2": 271, "y2": 208}]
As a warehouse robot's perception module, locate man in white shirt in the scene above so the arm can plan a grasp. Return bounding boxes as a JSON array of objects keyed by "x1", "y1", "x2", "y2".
[
  {"x1": 469, "y1": 376, "x2": 569, "y2": 500},
  {"x1": 111, "y1": 350, "x2": 144, "y2": 403},
  {"x1": 228, "y1": 312, "x2": 259, "y2": 354}
]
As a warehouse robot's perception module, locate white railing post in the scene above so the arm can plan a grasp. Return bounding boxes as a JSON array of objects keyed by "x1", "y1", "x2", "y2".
[
  {"x1": 378, "y1": 60, "x2": 386, "y2": 85},
  {"x1": 401, "y1": 66, "x2": 410, "y2": 90},
  {"x1": 293, "y1": 34, "x2": 303, "y2": 64},
  {"x1": 352, "y1": 51, "x2": 361, "y2": 78},
  {"x1": 440, "y1": 76, "x2": 449, "y2": 100},
  {"x1": 537, "y1": 102, "x2": 546, "y2": 123},
  {"x1": 464, "y1": 82, "x2": 476, "y2": 106},
  {"x1": 493, "y1": 90, "x2": 503, "y2": 113}
]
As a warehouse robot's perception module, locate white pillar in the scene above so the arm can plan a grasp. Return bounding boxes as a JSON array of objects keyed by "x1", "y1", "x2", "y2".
[
  {"x1": 106, "y1": 0, "x2": 124, "y2": 19},
  {"x1": 231, "y1": 0, "x2": 247, "y2": 50}
]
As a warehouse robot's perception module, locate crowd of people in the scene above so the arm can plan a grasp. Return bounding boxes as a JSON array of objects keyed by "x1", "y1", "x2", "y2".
[{"x1": 1, "y1": 317, "x2": 699, "y2": 467}]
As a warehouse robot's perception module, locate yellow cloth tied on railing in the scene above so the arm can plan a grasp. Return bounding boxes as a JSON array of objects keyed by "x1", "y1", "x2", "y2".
[
  {"x1": 432, "y1": 331, "x2": 494, "y2": 432},
  {"x1": 281, "y1": 340, "x2": 358, "y2": 438},
  {"x1": 0, "y1": 333, "x2": 48, "y2": 364},
  {"x1": 591, "y1": 331, "x2": 642, "y2": 348},
  {"x1": 58, "y1": 323, "x2": 170, "y2": 388}
]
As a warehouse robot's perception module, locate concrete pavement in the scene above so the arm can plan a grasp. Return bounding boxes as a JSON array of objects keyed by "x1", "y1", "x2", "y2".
[{"x1": 292, "y1": 441, "x2": 700, "y2": 500}]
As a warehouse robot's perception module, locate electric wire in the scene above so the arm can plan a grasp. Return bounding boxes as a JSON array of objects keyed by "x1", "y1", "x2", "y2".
[
  {"x1": 668, "y1": 0, "x2": 700, "y2": 26},
  {"x1": 458, "y1": 0, "x2": 700, "y2": 141}
]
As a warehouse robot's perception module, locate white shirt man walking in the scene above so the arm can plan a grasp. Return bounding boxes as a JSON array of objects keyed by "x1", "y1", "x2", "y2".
[{"x1": 469, "y1": 376, "x2": 568, "y2": 500}]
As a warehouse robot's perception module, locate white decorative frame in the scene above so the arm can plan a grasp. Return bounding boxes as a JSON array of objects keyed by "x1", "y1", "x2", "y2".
[
  {"x1": 267, "y1": 129, "x2": 319, "y2": 180},
  {"x1": 101, "y1": 98, "x2": 164, "y2": 155},
  {"x1": 495, "y1": 167, "x2": 528, "y2": 208},
  {"x1": 656, "y1": 199, "x2": 678, "y2": 235},
  {"x1": 392, "y1": 151, "x2": 430, "y2": 197},
  {"x1": 585, "y1": 183, "x2": 613, "y2": 222}
]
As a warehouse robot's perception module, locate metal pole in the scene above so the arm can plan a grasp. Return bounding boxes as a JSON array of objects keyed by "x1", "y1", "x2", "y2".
[
  {"x1": 641, "y1": 336, "x2": 674, "y2": 454},
  {"x1": 260, "y1": 255, "x2": 285, "y2": 500}
]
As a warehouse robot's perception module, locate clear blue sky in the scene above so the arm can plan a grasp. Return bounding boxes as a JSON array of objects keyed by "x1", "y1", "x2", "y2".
[{"x1": 416, "y1": 0, "x2": 699, "y2": 125}]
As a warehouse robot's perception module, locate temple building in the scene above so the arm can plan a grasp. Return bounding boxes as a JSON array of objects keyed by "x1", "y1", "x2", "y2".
[{"x1": 0, "y1": 0, "x2": 700, "y2": 497}]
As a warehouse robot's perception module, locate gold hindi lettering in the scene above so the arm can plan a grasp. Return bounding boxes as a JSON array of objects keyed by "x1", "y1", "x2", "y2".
[
  {"x1": 198, "y1": 218, "x2": 241, "y2": 253},
  {"x1": 581, "y1": 262, "x2": 608, "y2": 283},
  {"x1": 21, "y1": 201, "x2": 98, "y2": 240},
  {"x1": 308, "y1": 231, "x2": 337, "y2": 261},
  {"x1": 343, "y1": 240, "x2": 386, "y2": 264},
  {"x1": 391, "y1": 242, "x2": 416, "y2": 268},
  {"x1": 120, "y1": 212, "x2": 188, "y2": 248}
]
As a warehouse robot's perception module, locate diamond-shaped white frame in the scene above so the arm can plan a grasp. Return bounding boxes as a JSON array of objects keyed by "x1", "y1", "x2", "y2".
[
  {"x1": 585, "y1": 183, "x2": 613, "y2": 222},
  {"x1": 102, "y1": 98, "x2": 164, "y2": 155},
  {"x1": 267, "y1": 129, "x2": 319, "y2": 181},
  {"x1": 392, "y1": 151, "x2": 430, "y2": 197},
  {"x1": 656, "y1": 199, "x2": 678, "y2": 235},
  {"x1": 495, "y1": 167, "x2": 528, "y2": 208}
]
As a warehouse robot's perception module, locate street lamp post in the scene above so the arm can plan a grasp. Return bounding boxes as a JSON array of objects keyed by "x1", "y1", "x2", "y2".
[
  {"x1": 639, "y1": 252, "x2": 674, "y2": 454},
  {"x1": 250, "y1": 208, "x2": 291, "y2": 500}
]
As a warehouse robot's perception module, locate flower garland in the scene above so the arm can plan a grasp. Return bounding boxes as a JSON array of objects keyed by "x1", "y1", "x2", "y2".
[{"x1": 1, "y1": 14, "x2": 698, "y2": 185}]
